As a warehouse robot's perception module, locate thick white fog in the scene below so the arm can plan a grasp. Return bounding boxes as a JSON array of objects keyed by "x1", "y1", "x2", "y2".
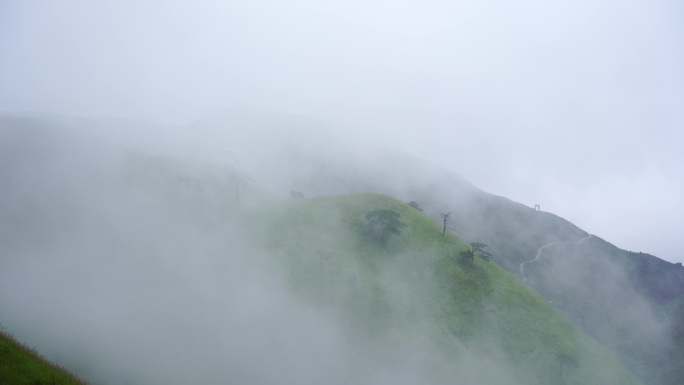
[
  {"x1": 1, "y1": 4, "x2": 682, "y2": 383},
  {"x1": 1, "y1": 124, "x2": 548, "y2": 385},
  {"x1": 0, "y1": 0, "x2": 684, "y2": 261},
  {"x1": 0, "y1": 1, "x2": 682, "y2": 259}
]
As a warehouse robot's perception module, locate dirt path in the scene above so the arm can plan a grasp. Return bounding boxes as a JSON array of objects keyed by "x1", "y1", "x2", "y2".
[
  {"x1": 519, "y1": 235, "x2": 593, "y2": 282},
  {"x1": 519, "y1": 242, "x2": 558, "y2": 282}
]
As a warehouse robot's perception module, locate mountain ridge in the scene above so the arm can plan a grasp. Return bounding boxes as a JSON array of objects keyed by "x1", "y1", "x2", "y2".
[{"x1": 1, "y1": 112, "x2": 682, "y2": 384}]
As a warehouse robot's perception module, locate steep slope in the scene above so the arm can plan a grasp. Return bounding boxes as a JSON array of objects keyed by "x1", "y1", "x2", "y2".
[
  {"x1": 524, "y1": 235, "x2": 684, "y2": 382},
  {"x1": 177, "y1": 110, "x2": 684, "y2": 384},
  {"x1": 245, "y1": 192, "x2": 641, "y2": 385},
  {"x1": 4, "y1": 112, "x2": 681, "y2": 383},
  {"x1": 0, "y1": 330, "x2": 87, "y2": 385},
  {"x1": 0, "y1": 121, "x2": 640, "y2": 385}
]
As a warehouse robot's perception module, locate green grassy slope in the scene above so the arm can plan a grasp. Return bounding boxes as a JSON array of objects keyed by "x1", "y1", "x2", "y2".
[
  {"x1": 148, "y1": 111, "x2": 684, "y2": 385},
  {"x1": 0, "y1": 121, "x2": 646, "y2": 385},
  {"x1": 245, "y1": 192, "x2": 641, "y2": 385},
  {"x1": 0, "y1": 329, "x2": 87, "y2": 385},
  {"x1": 119, "y1": 153, "x2": 641, "y2": 384}
]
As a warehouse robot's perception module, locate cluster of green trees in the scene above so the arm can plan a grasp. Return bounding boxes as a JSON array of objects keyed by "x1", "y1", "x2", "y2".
[{"x1": 364, "y1": 209, "x2": 407, "y2": 246}]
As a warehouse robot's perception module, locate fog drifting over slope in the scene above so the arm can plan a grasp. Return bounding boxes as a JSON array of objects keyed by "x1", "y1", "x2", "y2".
[
  {"x1": 1, "y1": 0, "x2": 682, "y2": 262},
  {"x1": 0, "y1": 123, "x2": 562, "y2": 385}
]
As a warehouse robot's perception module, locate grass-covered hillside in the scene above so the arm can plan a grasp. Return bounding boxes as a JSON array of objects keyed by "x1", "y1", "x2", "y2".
[
  {"x1": 115, "y1": 150, "x2": 643, "y2": 384},
  {"x1": 0, "y1": 329, "x2": 87, "y2": 385},
  {"x1": 0, "y1": 117, "x2": 649, "y2": 384},
  {"x1": 242, "y1": 192, "x2": 640, "y2": 385},
  {"x1": 176, "y1": 110, "x2": 684, "y2": 385},
  {"x1": 118, "y1": 151, "x2": 641, "y2": 384}
]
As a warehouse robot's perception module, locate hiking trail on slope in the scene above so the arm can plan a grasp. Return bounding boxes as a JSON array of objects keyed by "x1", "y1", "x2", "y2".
[{"x1": 519, "y1": 234, "x2": 593, "y2": 282}]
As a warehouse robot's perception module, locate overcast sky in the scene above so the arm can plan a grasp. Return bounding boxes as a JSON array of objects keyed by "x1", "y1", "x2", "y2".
[{"x1": 1, "y1": 0, "x2": 682, "y2": 262}]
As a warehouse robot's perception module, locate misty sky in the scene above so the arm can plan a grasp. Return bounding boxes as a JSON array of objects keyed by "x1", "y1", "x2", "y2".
[{"x1": 1, "y1": 0, "x2": 682, "y2": 262}]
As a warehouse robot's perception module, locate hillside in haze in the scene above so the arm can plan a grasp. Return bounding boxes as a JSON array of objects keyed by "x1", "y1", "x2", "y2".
[
  {"x1": 1, "y1": 112, "x2": 682, "y2": 384},
  {"x1": 191, "y1": 110, "x2": 684, "y2": 385}
]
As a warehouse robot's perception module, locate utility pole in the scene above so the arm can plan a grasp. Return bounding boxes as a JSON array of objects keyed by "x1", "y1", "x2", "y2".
[{"x1": 440, "y1": 212, "x2": 452, "y2": 236}]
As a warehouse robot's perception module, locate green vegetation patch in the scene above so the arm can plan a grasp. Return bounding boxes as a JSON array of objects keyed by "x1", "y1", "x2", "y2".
[
  {"x1": 0, "y1": 328, "x2": 87, "y2": 385},
  {"x1": 248, "y1": 193, "x2": 641, "y2": 385}
]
